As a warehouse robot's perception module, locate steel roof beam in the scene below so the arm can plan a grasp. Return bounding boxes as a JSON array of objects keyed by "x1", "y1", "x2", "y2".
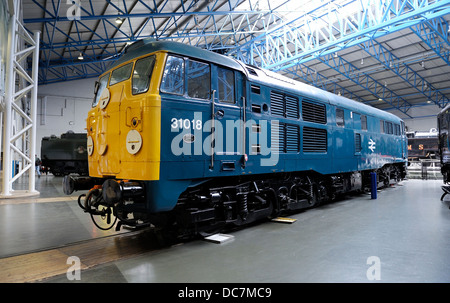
[
  {"x1": 359, "y1": 39, "x2": 450, "y2": 109},
  {"x1": 316, "y1": 53, "x2": 413, "y2": 117},
  {"x1": 410, "y1": 17, "x2": 450, "y2": 66},
  {"x1": 229, "y1": 0, "x2": 450, "y2": 70},
  {"x1": 24, "y1": 8, "x2": 272, "y2": 23},
  {"x1": 281, "y1": 64, "x2": 366, "y2": 103},
  {"x1": 28, "y1": 0, "x2": 285, "y2": 84}
]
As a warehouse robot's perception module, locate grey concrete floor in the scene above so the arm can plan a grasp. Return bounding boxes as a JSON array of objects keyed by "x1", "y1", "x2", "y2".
[
  {"x1": 1, "y1": 175, "x2": 450, "y2": 283},
  {"x1": 0, "y1": 175, "x2": 123, "y2": 257}
]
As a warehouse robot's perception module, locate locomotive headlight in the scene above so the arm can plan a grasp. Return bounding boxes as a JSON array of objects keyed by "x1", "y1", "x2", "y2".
[
  {"x1": 126, "y1": 130, "x2": 142, "y2": 155},
  {"x1": 87, "y1": 136, "x2": 94, "y2": 156},
  {"x1": 99, "y1": 87, "x2": 110, "y2": 109}
]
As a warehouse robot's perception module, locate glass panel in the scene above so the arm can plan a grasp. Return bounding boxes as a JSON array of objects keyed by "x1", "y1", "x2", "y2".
[
  {"x1": 361, "y1": 115, "x2": 367, "y2": 130},
  {"x1": 160, "y1": 56, "x2": 184, "y2": 95},
  {"x1": 395, "y1": 124, "x2": 400, "y2": 136},
  {"x1": 336, "y1": 108, "x2": 344, "y2": 127},
  {"x1": 110, "y1": 63, "x2": 133, "y2": 86},
  {"x1": 187, "y1": 59, "x2": 210, "y2": 99},
  {"x1": 132, "y1": 55, "x2": 155, "y2": 95},
  {"x1": 92, "y1": 73, "x2": 110, "y2": 107},
  {"x1": 218, "y1": 67, "x2": 235, "y2": 103}
]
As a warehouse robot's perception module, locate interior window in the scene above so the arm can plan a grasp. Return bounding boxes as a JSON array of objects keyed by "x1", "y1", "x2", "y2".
[
  {"x1": 92, "y1": 73, "x2": 110, "y2": 107},
  {"x1": 187, "y1": 59, "x2": 210, "y2": 99},
  {"x1": 110, "y1": 63, "x2": 133, "y2": 86},
  {"x1": 395, "y1": 124, "x2": 401, "y2": 136},
  {"x1": 132, "y1": 56, "x2": 155, "y2": 95},
  {"x1": 160, "y1": 55, "x2": 184, "y2": 95},
  {"x1": 218, "y1": 66, "x2": 235, "y2": 103},
  {"x1": 336, "y1": 108, "x2": 345, "y2": 127},
  {"x1": 361, "y1": 115, "x2": 367, "y2": 130},
  {"x1": 385, "y1": 121, "x2": 393, "y2": 134}
]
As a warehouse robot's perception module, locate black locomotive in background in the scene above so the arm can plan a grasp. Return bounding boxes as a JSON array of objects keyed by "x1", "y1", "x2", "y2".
[
  {"x1": 406, "y1": 129, "x2": 439, "y2": 161},
  {"x1": 41, "y1": 131, "x2": 88, "y2": 176}
]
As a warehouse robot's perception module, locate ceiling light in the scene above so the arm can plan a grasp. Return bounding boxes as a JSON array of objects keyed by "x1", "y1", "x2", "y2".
[
  {"x1": 78, "y1": 53, "x2": 84, "y2": 60},
  {"x1": 115, "y1": 17, "x2": 123, "y2": 24}
]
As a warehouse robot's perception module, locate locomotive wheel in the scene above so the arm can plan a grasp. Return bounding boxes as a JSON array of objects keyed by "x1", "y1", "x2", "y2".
[{"x1": 308, "y1": 187, "x2": 319, "y2": 207}]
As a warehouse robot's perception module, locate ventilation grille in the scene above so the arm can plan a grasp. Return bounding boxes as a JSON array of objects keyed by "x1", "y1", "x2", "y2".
[
  {"x1": 355, "y1": 133, "x2": 362, "y2": 153},
  {"x1": 302, "y1": 100, "x2": 327, "y2": 124},
  {"x1": 284, "y1": 124, "x2": 300, "y2": 152},
  {"x1": 271, "y1": 122, "x2": 300, "y2": 153},
  {"x1": 303, "y1": 127, "x2": 327, "y2": 153},
  {"x1": 285, "y1": 95, "x2": 299, "y2": 119},
  {"x1": 270, "y1": 91, "x2": 284, "y2": 117},
  {"x1": 270, "y1": 91, "x2": 299, "y2": 119}
]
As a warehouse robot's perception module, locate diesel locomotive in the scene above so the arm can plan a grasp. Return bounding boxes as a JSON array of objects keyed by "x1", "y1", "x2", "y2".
[{"x1": 64, "y1": 39, "x2": 407, "y2": 236}]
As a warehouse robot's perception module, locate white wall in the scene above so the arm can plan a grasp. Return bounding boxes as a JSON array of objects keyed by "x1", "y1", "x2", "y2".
[
  {"x1": 400, "y1": 104, "x2": 441, "y2": 133},
  {"x1": 36, "y1": 77, "x2": 96, "y2": 156}
]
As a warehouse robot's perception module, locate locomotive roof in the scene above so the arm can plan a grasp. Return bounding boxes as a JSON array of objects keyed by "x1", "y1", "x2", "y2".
[
  {"x1": 108, "y1": 39, "x2": 401, "y2": 124},
  {"x1": 245, "y1": 65, "x2": 403, "y2": 123},
  {"x1": 110, "y1": 39, "x2": 244, "y2": 72}
]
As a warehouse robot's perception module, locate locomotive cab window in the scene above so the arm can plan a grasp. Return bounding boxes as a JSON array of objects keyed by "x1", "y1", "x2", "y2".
[
  {"x1": 161, "y1": 55, "x2": 184, "y2": 95},
  {"x1": 93, "y1": 73, "x2": 110, "y2": 107},
  {"x1": 217, "y1": 66, "x2": 235, "y2": 103},
  {"x1": 132, "y1": 55, "x2": 155, "y2": 95},
  {"x1": 187, "y1": 59, "x2": 211, "y2": 100},
  {"x1": 110, "y1": 62, "x2": 133, "y2": 86}
]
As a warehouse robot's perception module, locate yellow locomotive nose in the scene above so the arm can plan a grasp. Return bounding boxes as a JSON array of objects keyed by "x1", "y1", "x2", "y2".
[{"x1": 86, "y1": 53, "x2": 163, "y2": 181}]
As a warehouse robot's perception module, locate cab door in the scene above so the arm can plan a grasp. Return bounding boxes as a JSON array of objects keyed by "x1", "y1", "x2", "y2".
[
  {"x1": 401, "y1": 121, "x2": 407, "y2": 160},
  {"x1": 98, "y1": 62, "x2": 133, "y2": 176},
  {"x1": 208, "y1": 66, "x2": 244, "y2": 174},
  {"x1": 119, "y1": 54, "x2": 160, "y2": 180},
  {"x1": 352, "y1": 112, "x2": 362, "y2": 170}
]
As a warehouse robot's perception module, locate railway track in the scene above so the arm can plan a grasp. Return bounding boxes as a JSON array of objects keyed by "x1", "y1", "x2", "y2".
[{"x1": 0, "y1": 229, "x2": 168, "y2": 283}]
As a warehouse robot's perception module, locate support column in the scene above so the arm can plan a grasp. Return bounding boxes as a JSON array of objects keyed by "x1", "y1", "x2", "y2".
[
  {"x1": 1, "y1": 0, "x2": 40, "y2": 198},
  {"x1": 1, "y1": 6, "x2": 16, "y2": 196},
  {"x1": 29, "y1": 30, "x2": 40, "y2": 193}
]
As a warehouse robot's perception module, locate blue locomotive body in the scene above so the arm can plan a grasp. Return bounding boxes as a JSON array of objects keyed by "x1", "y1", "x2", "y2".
[
  {"x1": 65, "y1": 40, "x2": 407, "y2": 235},
  {"x1": 153, "y1": 42, "x2": 407, "y2": 213}
]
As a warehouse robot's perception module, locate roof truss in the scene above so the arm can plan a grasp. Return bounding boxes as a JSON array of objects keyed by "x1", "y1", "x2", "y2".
[{"x1": 22, "y1": 0, "x2": 450, "y2": 118}]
